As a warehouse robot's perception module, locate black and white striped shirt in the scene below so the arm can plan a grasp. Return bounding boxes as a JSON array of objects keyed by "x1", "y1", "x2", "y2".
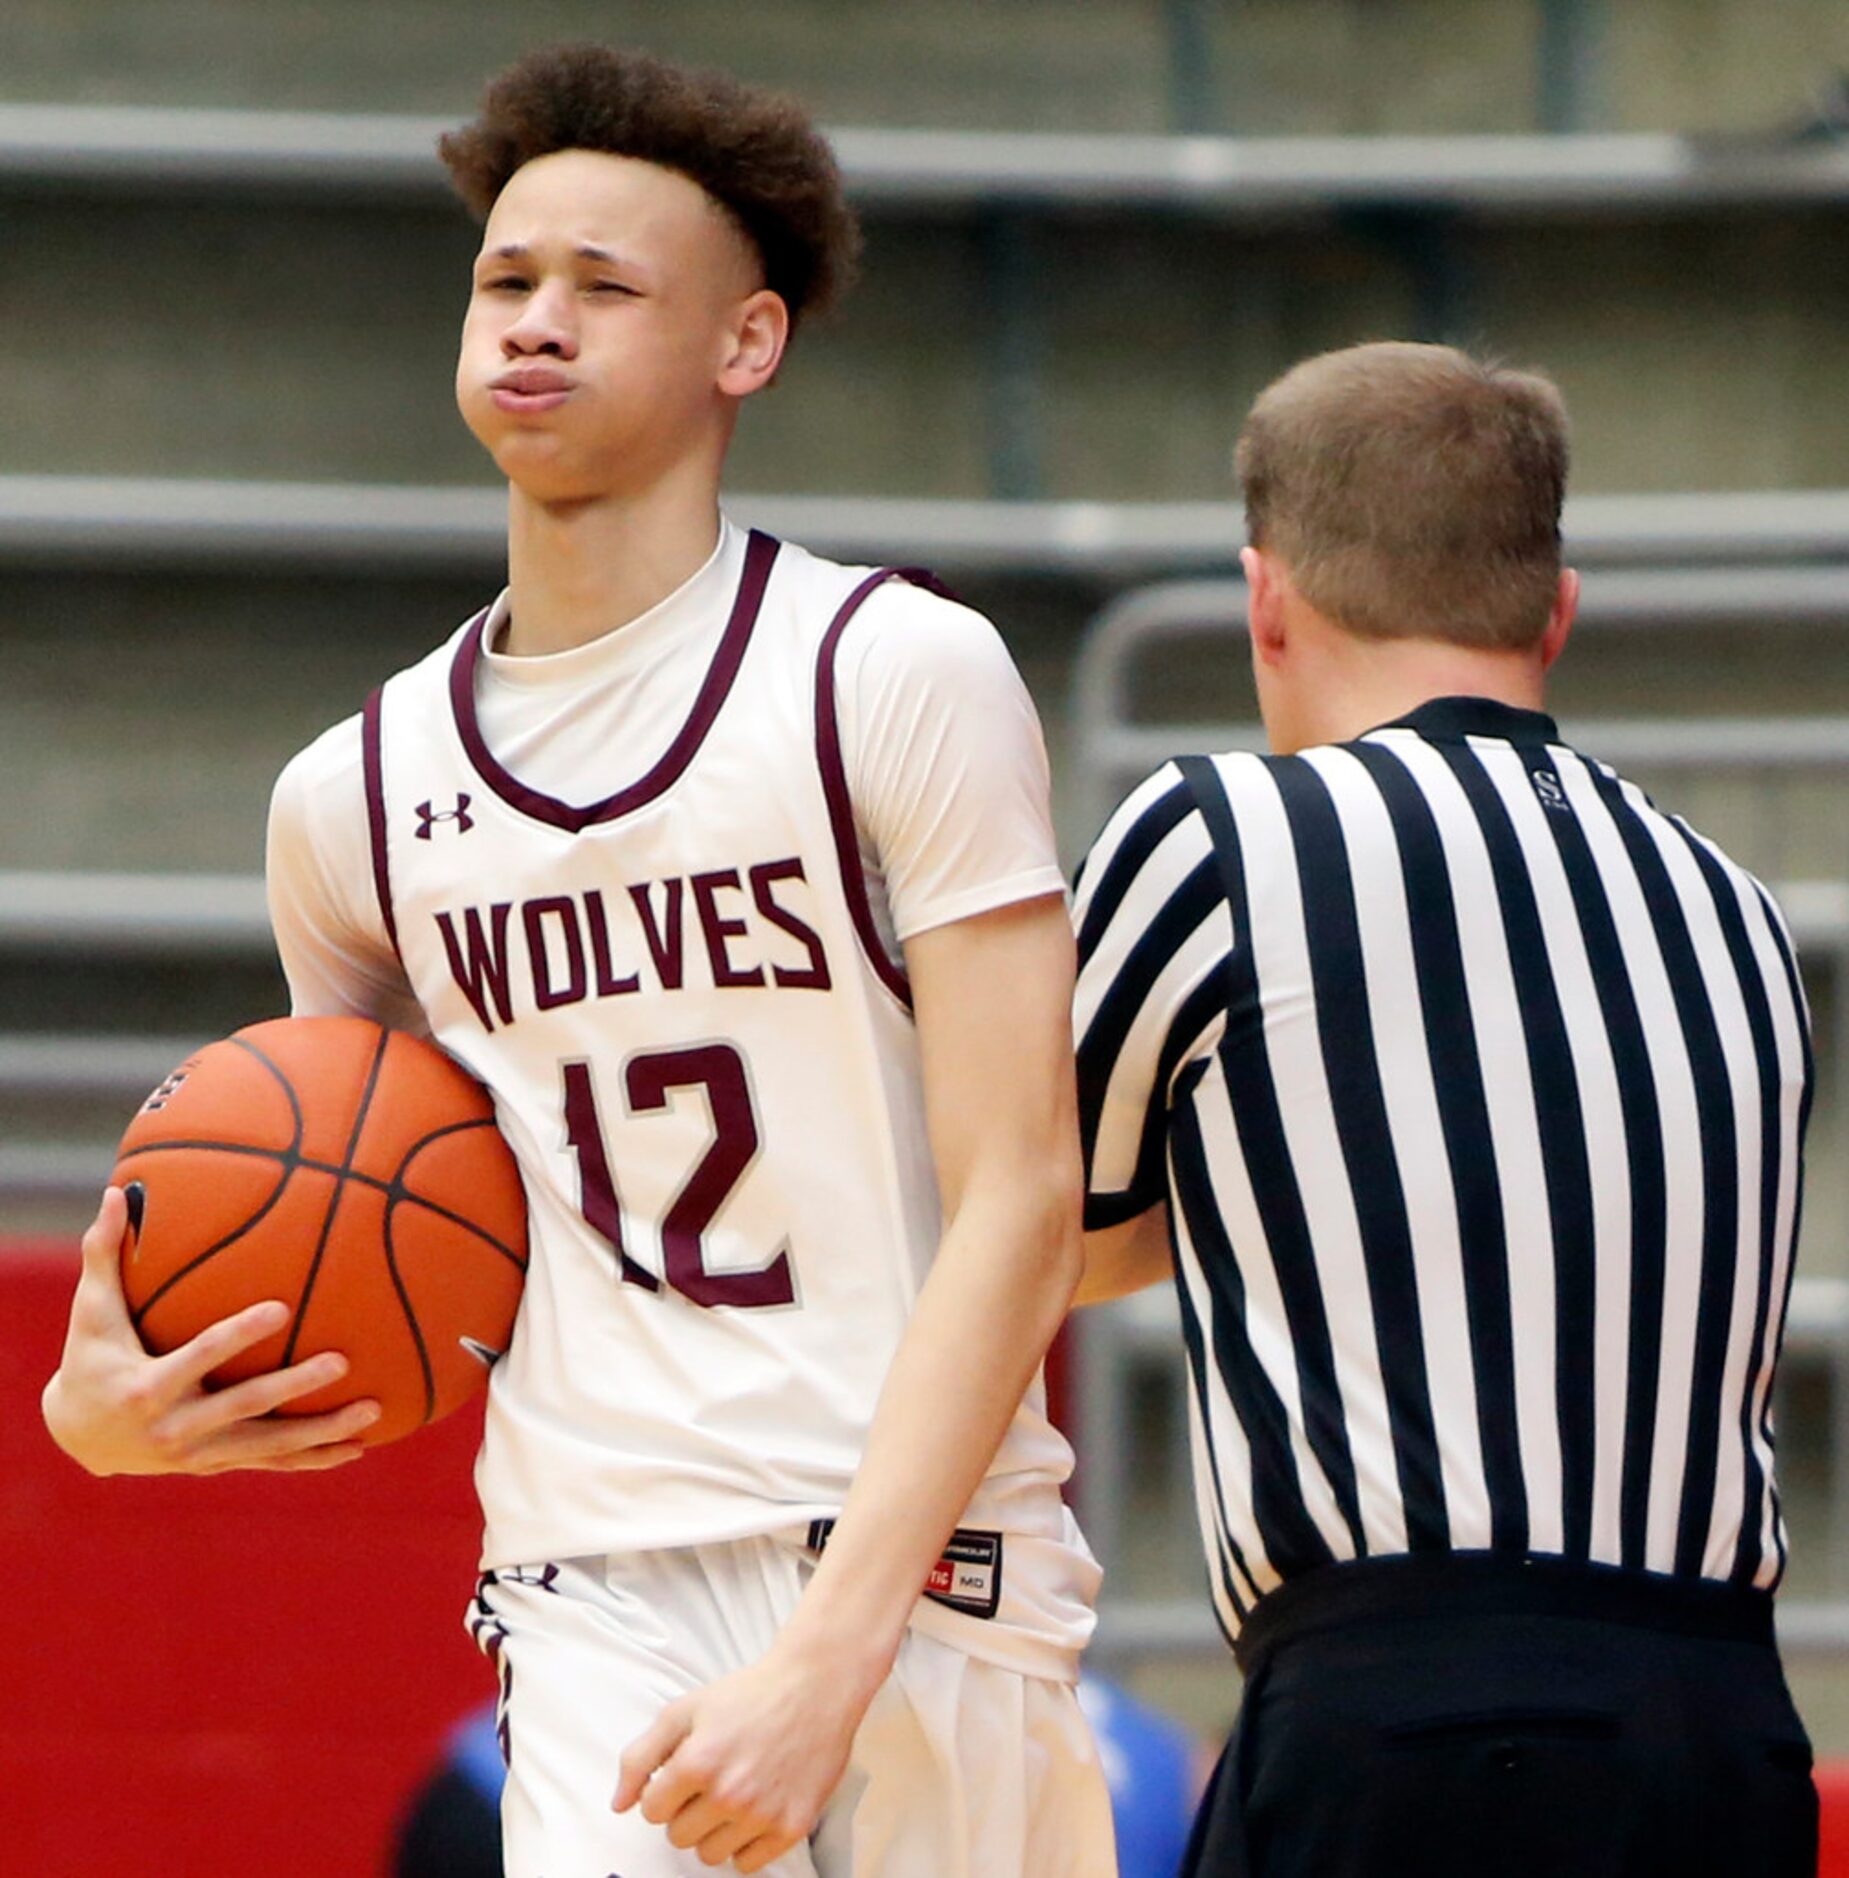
[{"x1": 1074, "y1": 696, "x2": 1813, "y2": 1641}]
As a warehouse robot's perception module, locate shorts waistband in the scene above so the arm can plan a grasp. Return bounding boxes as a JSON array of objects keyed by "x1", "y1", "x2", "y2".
[{"x1": 1233, "y1": 1553, "x2": 1777, "y2": 1677}]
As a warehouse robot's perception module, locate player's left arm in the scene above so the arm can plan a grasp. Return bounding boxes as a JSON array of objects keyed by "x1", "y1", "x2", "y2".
[
  {"x1": 794, "y1": 884, "x2": 1085, "y2": 1630},
  {"x1": 615, "y1": 893, "x2": 1081, "y2": 1871}
]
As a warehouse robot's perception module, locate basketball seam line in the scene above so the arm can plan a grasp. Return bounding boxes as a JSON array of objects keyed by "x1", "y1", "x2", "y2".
[
  {"x1": 116, "y1": 1127, "x2": 527, "y2": 1272},
  {"x1": 379, "y1": 1196, "x2": 438, "y2": 1425},
  {"x1": 280, "y1": 1024, "x2": 392, "y2": 1369},
  {"x1": 375, "y1": 1109, "x2": 503, "y2": 1428}
]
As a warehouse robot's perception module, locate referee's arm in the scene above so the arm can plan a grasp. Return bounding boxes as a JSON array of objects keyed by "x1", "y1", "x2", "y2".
[
  {"x1": 1070, "y1": 762, "x2": 1227, "y2": 1306},
  {"x1": 1076, "y1": 1208, "x2": 1171, "y2": 1306}
]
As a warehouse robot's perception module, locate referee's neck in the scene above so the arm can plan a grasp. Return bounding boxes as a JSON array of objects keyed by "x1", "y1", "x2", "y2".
[
  {"x1": 1264, "y1": 645, "x2": 1551, "y2": 754},
  {"x1": 1252, "y1": 567, "x2": 1576, "y2": 755}
]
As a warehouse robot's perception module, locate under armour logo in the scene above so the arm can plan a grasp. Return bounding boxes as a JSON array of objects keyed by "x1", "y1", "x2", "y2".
[{"x1": 416, "y1": 794, "x2": 474, "y2": 839}]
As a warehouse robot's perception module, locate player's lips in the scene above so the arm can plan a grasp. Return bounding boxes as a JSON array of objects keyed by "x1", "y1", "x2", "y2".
[{"x1": 490, "y1": 367, "x2": 575, "y2": 412}]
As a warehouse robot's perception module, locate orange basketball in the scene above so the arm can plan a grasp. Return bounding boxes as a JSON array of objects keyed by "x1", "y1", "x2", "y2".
[{"x1": 113, "y1": 1015, "x2": 528, "y2": 1447}]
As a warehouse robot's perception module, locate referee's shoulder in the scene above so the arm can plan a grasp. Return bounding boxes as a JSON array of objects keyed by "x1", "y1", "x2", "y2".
[
  {"x1": 1553, "y1": 736, "x2": 1807, "y2": 971},
  {"x1": 1078, "y1": 747, "x2": 1288, "y2": 878},
  {"x1": 1075, "y1": 752, "x2": 1261, "y2": 955},
  {"x1": 1078, "y1": 761, "x2": 1194, "y2": 888},
  {"x1": 1663, "y1": 798, "x2": 1807, "y2": 950}
]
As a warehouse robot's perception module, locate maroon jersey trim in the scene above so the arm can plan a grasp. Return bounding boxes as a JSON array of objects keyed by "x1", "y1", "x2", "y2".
[
  {"x1": 813, "y1": 568, "x2": 927, "y2": 1013},
  {"x1": 447, "y1": 529, "x2": 781, "y2": 833},
  {"x1": 360, "y1": 685, "x2": 403, "y2": 961}
]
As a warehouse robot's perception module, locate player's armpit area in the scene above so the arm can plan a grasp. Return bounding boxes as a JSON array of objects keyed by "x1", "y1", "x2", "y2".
[
  {"x1": 1077, "y1": 1203, "x2": 1172, "y2": 1306},
  {"x1": 266, "y1": 727, "x2": 423, "y2": 1031}
]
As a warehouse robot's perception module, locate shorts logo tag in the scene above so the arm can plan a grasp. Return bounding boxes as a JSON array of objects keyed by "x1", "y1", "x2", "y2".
[{"x1": 807, "y1": 1519, "x2": 1003, "y2": 1621}]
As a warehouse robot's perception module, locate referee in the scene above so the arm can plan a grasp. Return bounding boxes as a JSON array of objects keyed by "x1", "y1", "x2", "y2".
[{"x1": 1073, "y1": 342, "x2": 1816, "y2": 1877}]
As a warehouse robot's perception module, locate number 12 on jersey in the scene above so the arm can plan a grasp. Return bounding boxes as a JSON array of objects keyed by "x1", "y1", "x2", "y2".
[{"x1": 561, "y1": 1045, "x2": 796, "y2": 1309}]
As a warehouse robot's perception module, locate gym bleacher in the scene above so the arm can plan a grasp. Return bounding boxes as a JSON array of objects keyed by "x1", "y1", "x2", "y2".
[{"x1": 3, "y1": 3, "x2": 1847, "y2": 1871}]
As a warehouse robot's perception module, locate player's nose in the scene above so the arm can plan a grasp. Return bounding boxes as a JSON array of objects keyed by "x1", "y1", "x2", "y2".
[{"x1": 502, "y1": 283, "x2": 579, "y2": 360}]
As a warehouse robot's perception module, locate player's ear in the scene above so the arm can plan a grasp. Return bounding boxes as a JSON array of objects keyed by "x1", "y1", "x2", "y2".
[{"x1": 718, "y1": 289, "x2": 789, "y2": 398}]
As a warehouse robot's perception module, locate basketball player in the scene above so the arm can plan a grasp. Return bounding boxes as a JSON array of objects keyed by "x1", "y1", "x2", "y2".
[{"x1": 43, "y1": 45, "x2": 1115, "y2": 1878}]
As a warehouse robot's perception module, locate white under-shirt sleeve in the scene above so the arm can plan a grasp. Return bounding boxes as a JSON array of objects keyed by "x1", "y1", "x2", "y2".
[
  {"x1": 837, "y1": 581, "x2": 1066, "y2": 943},
  {"x1": 265, "y1": 715, "x2": 425, "y2": 1033}
]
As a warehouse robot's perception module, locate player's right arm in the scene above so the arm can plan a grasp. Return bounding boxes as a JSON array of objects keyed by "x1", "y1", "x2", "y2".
[
  {"x1": 40, "y1": 719, "x2": 408, "y2": 1476},
  {"x1": 265, "y1": 716, "x2": 427, "y2": 1032}
]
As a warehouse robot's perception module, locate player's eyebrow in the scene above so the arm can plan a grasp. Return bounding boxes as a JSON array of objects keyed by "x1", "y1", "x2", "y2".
[{"x1": 479, "y1": 243, "x2": 629, "y2": 265}]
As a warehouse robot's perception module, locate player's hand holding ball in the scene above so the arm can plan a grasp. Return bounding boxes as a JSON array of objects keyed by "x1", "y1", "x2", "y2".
[
  {"x1": 43, "y1": 1016, "x2": 528, "y2": 1475},
  {"x1": 43, "y1": 1183, "x2": 379, "y2": 1476}
]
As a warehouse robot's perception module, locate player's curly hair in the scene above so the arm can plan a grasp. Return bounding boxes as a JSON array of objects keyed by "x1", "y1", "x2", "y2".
[{"x1": 438, "y1": 44, "x2": 861, "y2": 330}]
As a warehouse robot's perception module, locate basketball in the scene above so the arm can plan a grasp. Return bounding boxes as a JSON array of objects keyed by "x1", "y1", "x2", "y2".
[{"x1": 111, "y1": 1015, "x2": 528, "y2": 1448}]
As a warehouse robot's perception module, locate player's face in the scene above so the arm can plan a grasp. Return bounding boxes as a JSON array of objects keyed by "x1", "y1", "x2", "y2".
[{"x1": 456, "y1": 150, "x2": 780, "y2": 503}]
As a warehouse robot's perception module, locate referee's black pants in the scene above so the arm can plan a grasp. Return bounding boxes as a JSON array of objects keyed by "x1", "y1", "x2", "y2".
[{"x1": 1183, "y1": 1555, "x2": 1816, "y2": 1878}]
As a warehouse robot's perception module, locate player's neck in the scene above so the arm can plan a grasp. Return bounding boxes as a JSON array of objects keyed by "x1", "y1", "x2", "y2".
[{"x1": 501, "y1": 474, "x2": 724, "y2": 657}]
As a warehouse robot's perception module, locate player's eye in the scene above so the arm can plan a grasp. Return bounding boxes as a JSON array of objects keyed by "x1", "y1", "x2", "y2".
[
  {"x1": 586, "y1": 280, "x2": 639, "y2": 297},
  {"x1": 479, "y1": 274, "x2": 530, "y2": 294}
]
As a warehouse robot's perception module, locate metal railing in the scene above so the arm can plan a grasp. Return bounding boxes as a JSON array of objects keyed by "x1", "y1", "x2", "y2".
[
  {"x1": 3, "y1": 475, "x2": 1849, "y2": 582},
  {"x1": 1072, "y1": 572, "x2": 1849, "y2": 833},
  {"x1": 3, "y1": 104, "x2": 1847, "y2": 213}
]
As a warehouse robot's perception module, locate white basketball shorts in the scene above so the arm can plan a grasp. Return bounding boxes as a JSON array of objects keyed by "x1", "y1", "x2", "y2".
[{"x1": 469, "y1": 1536, "x2": 1118, "y2": 1877}]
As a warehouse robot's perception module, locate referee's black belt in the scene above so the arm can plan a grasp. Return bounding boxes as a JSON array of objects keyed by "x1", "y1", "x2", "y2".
[{"x1": 1233, "y1": 1551, "x2": 1777, "y2": 1677}]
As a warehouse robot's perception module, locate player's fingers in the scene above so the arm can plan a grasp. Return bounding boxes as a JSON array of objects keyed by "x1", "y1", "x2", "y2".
[
  {"x1": 78, "y1": 1187, "x2": 126, "y2": 1272},
  {"x1": 230, "y1": 1439, "x2": 369, "y2": 1474},
  {"x1": 71, "y1": 1189, "x2": 136, "y2": 1329},
  {"x1": 158, "y1": 1351, "x2": 351, "y2": 1440},
  {"x1": 614, "y1": 1704, "x2": 695, "y2": 1815},
  {"x1": 191, "y1": 1398, "x2": 381, "y2": 1470},
  {"x1": 663, "y1": 1793, "x2": 732, "y2": 1852},
  {"x1": 171, "y1": 1397, "x2": 381, "y2": 1464},
  {"x1": 638, "y1": 1749, "x2": 711, "y2": 1827},
  {"x1": 734, "y1": 1827, "x2": 803, "y2": 1875},
  {"x1": 693, "y1": 1817, "x2": 759, "y2": 1868},
  {"x1": 153, "y1": 1299, "x2": 294, "y2": 1394}
]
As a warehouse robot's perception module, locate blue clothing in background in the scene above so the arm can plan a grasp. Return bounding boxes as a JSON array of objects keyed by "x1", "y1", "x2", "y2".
[{"x1": 1079, "y1": 1674, "x2": 1202, "y2": 1878}]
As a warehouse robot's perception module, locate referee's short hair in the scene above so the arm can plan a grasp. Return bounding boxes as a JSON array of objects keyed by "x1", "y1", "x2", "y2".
[{"x1": 1235, "y1": 341, "x2": 1570, "y2": 651}]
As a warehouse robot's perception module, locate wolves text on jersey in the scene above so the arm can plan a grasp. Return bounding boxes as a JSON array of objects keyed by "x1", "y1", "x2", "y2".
[{"x1": 433, "y1": 856, "x2": 834, "y2": 1032}]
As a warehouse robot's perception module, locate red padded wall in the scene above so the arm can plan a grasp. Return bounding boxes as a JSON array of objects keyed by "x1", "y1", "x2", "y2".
[{"x1": 1, "y1": 1241, "x2": 494, "y2": 1878}]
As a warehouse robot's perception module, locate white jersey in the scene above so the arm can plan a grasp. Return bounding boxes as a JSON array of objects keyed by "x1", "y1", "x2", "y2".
[{"x1": 268, "y1": 519, "x2": 1098, "y2": 1675}]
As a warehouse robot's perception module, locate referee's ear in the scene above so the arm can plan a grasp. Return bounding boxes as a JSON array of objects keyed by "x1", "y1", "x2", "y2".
[
  {"x1": 1241, "y1": 546, "x2": 1290, "y2": 668},
  {"x1": 1539, "y1": 568, "x2": 1579, "y2": 672}
]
